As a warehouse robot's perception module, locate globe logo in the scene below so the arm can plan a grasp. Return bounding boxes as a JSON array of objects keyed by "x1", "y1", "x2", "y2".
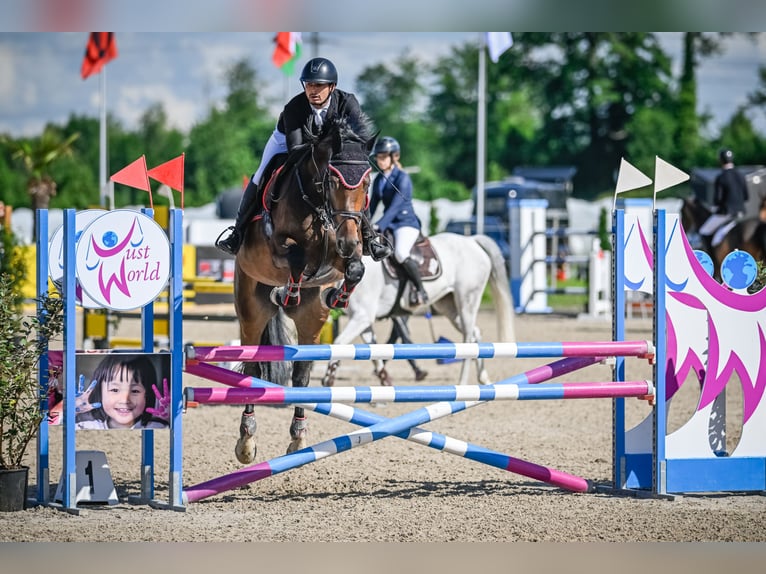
[
  {"x1": 721, "y1": 250, "x2": 757, "y2": 290},
  {"x1": 693, "y1": 250, "x2": 714, "y2": 277}
]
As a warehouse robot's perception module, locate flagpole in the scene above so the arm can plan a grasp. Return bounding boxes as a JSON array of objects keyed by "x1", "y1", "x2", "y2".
[
  {"x1": 99, "y1": 68, "x2": 109, "y2": 208},
  {"x1": 476, "y1": 33, "x2": 487, "y2": 236}
]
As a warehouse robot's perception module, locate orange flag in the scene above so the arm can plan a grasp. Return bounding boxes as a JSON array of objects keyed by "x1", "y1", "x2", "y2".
[
  {"x1": 148, "y1": 153, "x2": 185, "y2": 208},
  {"x1": 110, "y1": 155, "x2": 153, "y2": 208},
  {"x1": 81, "y1": 32, "x2": 118, "y2": 80}
]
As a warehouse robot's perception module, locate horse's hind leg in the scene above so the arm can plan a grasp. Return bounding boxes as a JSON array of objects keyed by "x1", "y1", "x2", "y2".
[
  {"x1": 285, "y1": 288, "x2": 329, "y2": 454},
  {"x1": 390, "y1": 316, "x2": 427, "y2": 382}
]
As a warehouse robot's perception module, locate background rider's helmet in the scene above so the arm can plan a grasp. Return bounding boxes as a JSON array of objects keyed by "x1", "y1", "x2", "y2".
[
  {"x1": 719, "y1": 148, "x2": 734, "y2": 164},
  {"x1": 374, "y1": 136, "x2": 400, "y2": 155},
  {"x1": 300, "y1": 58, "x2": 338, "y2": 85}
]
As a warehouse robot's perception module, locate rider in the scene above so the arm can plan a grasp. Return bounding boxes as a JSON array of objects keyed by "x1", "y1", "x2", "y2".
[
  {"x1": 216, "y1": 57, "x2": 392, "y2": 261},
  {"x1": 699, "y1": 148, "x2": 750, "y2": 238},
  {"x1": 713, "y1": 148, "x2": 749, "y2": 218},
  {"x1": 369, "y1": 136, "x2": 429, "y2": 306}
]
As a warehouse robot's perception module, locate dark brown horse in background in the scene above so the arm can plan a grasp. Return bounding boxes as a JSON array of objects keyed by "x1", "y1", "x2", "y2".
[
  {"x1": 233, "y1": 116, "x2": 376, "y2": 464},
  {"x1": 680, "y1": 195, "x2": 766, "y2": 280}
]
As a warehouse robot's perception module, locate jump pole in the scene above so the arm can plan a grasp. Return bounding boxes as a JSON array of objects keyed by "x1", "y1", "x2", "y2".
[
  {"x1": 185, "y1": 381, "x2": 654, "y2": 405},
  {"x1": 188, "y1": 339, "x2": 654, "y2": 363},
  {"x1": 182, "y1": 355, "x2": 635, "y2": 502},
  {"x1": 183, "y1": 382, "x2": 590, "y2": 503}
]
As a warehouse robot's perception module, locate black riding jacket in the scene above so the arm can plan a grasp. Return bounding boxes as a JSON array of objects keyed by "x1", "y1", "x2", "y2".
[
  {"x1": 713, "y1": 166, "x2": 749, "y2": 216},
  {"x1": 277, "y1": 89, "x2": 364, "y2": 151}
]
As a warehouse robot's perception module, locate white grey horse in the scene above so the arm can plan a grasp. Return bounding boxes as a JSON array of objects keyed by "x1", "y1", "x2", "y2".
[{"x1": 322, "y1": 232, "x2": 516, "y2": 386}]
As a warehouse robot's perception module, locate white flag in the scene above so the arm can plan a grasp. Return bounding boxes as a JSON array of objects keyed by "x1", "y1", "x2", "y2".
[
  {"x1": 654, "y1": 156, "x2": 689, "y2": 193},
  {"x1": 486, "y1": 32, "x2": 513, "y2": 63}
]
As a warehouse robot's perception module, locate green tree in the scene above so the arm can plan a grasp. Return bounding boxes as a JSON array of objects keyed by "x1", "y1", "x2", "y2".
[
  {"x1": 185, "y1": 59, "x2": 273, "y2": 205},
  {"x1": 1, "y1": 127, "x2": 80, "y2": 237},
  {"x1": 356, "y1": 53, "x2": 449, "y2": 200}
]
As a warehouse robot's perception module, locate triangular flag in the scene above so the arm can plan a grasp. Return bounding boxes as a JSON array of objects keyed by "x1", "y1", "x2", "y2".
[
  {"x1": 615, "y1": 158, "x2": 652, "y2": 194},
  {"x1": 654, "y1": 156, "x2": 689, "y2": 193},
  {"x1": 110, "y1": 155, "x2": 152, "y2": 208},
  {"x1": 613, "y1": 158, "x2": 652, "y2": 210},
  {"x1": 148, "y1": 153, "x2": 185, "y2": 208},
  {"x1": 111, "y1": 155, "x2": 150, "y2": 191},
  {"x1": 148, "y1": 154, "x2": 184, "y2": 191}
]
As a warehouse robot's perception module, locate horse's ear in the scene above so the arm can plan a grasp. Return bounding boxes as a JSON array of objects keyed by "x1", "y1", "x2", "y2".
[{"x1": 367, "y1": 131, "x2": 381, "y2": 155}]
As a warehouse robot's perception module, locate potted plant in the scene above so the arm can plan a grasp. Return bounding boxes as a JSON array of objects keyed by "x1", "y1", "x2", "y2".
[{"x1": 0, "y1": 270, "x2": 64, "y2": 511}]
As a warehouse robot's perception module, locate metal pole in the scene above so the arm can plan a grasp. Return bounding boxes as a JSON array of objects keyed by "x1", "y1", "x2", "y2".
[
  {"x1": 476, "y1": 33, "x2": 486, "y2": 235},
  {"x1": 99, "y1": 69, "x2": 109, "y2": 208}
]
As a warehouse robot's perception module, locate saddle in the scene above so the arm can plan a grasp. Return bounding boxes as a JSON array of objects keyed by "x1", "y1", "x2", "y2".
[{"x1": 381, "y1": 231, "x2": 442, "y2": 280}]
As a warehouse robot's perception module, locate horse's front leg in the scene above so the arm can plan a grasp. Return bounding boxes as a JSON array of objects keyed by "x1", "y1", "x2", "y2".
[
  {"x1": 323, "y1": 257, "x2": 365, "y2": 309},
  {"x1": 287, "y1": 360, "x2": 312, "y2": 454},
  {"x1": 285, "y1": 290, "x2": 329, "y2": 454}
]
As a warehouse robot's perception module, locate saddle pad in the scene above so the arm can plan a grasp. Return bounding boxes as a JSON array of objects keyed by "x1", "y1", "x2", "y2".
[{"x1": 382, "y1": 234, "x2": 442, "y2": 280}]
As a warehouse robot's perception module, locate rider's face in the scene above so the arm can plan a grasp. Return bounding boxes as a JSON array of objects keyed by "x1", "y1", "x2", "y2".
[
  {"x1": 304, "y1": 82, "x2": 333, "y2": 107},
  {"x1": 376, "y1": 153, "x2": 393, "y2": 171}
]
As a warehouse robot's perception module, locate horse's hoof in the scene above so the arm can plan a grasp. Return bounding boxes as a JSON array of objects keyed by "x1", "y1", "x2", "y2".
[
  {"x1": 235, "y1": 412, "x2": 258, "y2": 464},
  {"x1": 286, "y1": 437, "x2": 308, "y2": 454},
  {"x1": 378, "y1": 367, "x2": 392, "y2": 386},
  {"x1": 322, "y1": 362, "x2": 338, "y2": 387},
  {"x1": 414, "y1": 369, "x2": 428, "y2": 382},
  {"x1": 235, "y1": 439, "x2": 257, "y2": 464}
]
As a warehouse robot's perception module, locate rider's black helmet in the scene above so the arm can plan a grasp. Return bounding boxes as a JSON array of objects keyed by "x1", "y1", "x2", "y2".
[
  {"x1": 719, "y1": 148, "x2": 734, "y2": 164},
  {"x1": 300, "y1": 58, "x2": 338, "y2": 84},
  {"x1": 374, "y1": 136, "x2": 400, "y2": 155}
]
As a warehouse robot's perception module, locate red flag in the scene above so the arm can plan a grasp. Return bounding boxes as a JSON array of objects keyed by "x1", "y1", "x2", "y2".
[
  {"x1": 111, "y1": 155, "x2": 153, "y2": 208},
  {"x1": 148, "y1": 154, "x2": 185, "y2": 208},
  {"x1": 81, "y1": 32, "x2": 118, "y2": 80}
]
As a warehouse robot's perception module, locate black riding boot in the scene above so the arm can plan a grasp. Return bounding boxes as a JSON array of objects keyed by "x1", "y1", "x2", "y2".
[
  {"x1": 361, "y1": 212, "x2": 393, "y2": 261},
  {"x1": 216, "y1": 178, "x2": 260, "y2": 255},
  {"x1": 401, "y1": 257, "x2": 429, "y2": 306}
]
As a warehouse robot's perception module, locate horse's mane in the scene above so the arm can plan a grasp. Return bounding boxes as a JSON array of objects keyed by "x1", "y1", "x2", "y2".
[{"x1": 294, "y1": 113, "x2": 376, "y2": 152}]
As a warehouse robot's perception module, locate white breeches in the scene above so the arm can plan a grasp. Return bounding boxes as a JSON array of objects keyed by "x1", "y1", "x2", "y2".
[
  {"x1": 252, "y1": 128, "x2": 287, "y2": 184},
  {"x1": 393, "y1": 225, "x2": 420, "y2": 263}
]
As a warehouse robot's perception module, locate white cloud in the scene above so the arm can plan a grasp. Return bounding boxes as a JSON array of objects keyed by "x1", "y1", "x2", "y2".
[
  {"x1": 114, "y1": 83, "x2": 200, "y2": 132},
  {"x1": 0, "y1": 45, "x2": 14, "y2": 105}
]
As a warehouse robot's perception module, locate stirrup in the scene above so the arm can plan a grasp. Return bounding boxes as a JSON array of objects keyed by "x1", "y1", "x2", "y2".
[
  {"x1": 215, "y1": 226, "x2": 241, "y2": 255},
  {"x1": 368, "y1": 236, "x2": 393, "y2": 262}
]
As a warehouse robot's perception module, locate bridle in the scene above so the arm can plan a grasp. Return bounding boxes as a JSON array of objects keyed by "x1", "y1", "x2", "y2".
[{"x1": 295, "y1": 141, "x2": 371, "y2": 236}]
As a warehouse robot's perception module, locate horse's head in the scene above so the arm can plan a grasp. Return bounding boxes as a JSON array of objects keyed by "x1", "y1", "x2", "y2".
[
  {"x1": 680, "y1": 195, "x2": 711, "y2": 233},
  {"x1": 305, "y1": 117, "x2": 376, "y2": 258}
]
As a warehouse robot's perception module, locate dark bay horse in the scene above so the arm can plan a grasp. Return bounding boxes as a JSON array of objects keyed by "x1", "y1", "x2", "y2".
[
  {"x1": 233, "y1": 116, "x2": 376, "y2": 463},
  {"x1": 680, "y1": 195, "x2": 766, "y2": 280}
]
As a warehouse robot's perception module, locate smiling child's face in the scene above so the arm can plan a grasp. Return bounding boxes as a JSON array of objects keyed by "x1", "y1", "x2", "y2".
[{"x1": 101, "y1": 366, "x2": 146, "y2": 428}]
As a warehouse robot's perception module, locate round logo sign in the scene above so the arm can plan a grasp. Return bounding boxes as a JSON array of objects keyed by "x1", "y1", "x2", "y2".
[
  {"x1": 48, "y1": 209, "x2": 108, "y2": 308},
  {"x1": 75, "y1": 210, "x2": 171, "y2": 310},
  {"x1": 721, "y1": 249, "x2": 757, "y2": 291},
  {"x1": 692, "y1": 249, "x2": 714, "y2": 278}
]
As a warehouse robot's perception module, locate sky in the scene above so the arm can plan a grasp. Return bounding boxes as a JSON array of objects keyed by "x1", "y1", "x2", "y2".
[{"x1": 0, "y1": 32, "x2": 764, "y2": 140}]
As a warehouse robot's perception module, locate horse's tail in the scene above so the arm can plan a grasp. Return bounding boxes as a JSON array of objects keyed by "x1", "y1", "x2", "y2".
[
  {"x1": 258, "y1": 308, "x2": 293, "y2": 386},
  {"x1": 472, "y1": 234, "x2": 516, "y2": 342}
]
